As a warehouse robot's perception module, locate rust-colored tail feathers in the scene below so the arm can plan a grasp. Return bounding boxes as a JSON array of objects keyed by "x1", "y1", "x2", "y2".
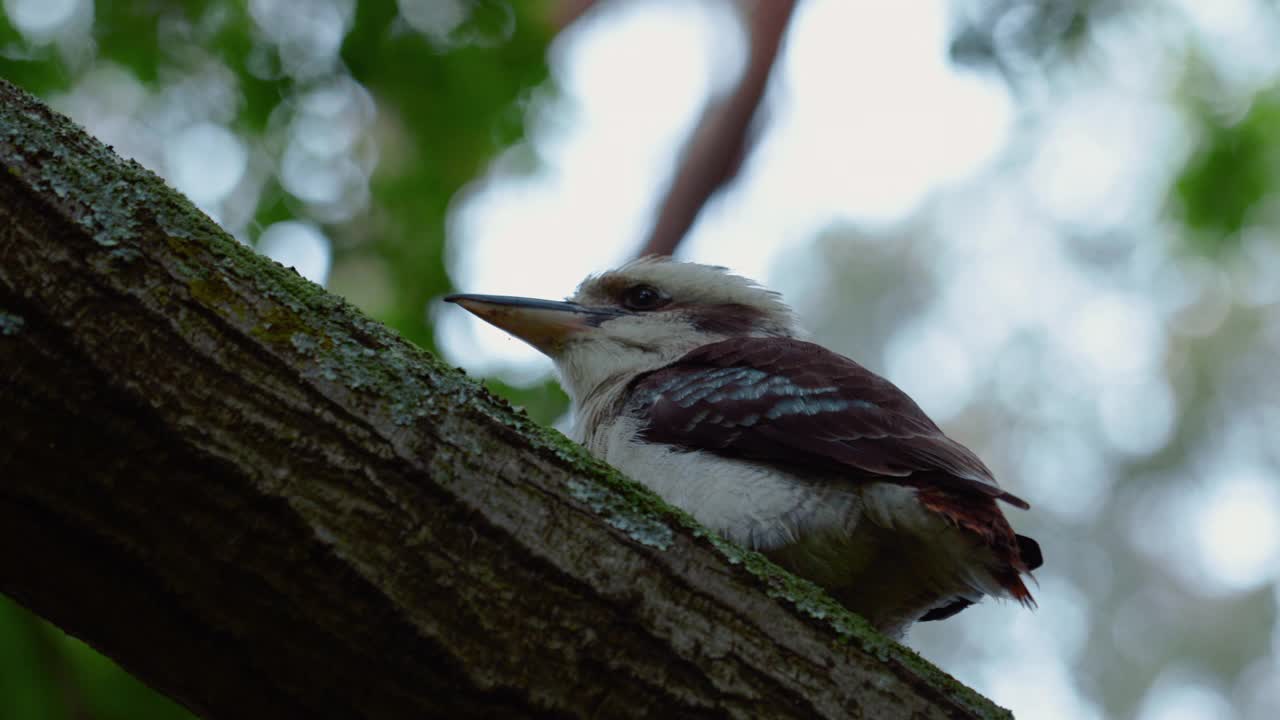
[{"x1": 917, "y1": 486, "x2": 1041, "y2": 607}]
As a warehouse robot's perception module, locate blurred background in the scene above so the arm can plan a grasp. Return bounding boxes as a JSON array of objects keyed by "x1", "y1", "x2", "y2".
[{"x1": 2, "y1": 0, "x2": 1279, "y2": 718}]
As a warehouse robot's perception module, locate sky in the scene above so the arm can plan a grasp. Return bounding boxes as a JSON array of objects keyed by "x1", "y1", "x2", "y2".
[{"x1": 439, "y1": 0, "x2": 1014, "y2": 378}]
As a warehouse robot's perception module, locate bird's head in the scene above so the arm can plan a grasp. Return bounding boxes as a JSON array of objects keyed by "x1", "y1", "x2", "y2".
[{"x1": 446, "y1": 257, "x2": 799, "y2": 402}]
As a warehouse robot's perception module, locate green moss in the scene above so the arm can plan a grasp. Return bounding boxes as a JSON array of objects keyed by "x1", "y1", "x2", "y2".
[
  {"x1": 564, "y1": 477, "x2": 674, "y2": 550},
  {"x1": 186, "y1": 276, "x2": 235, "y2": 307},
  {"x1": 249, "y1": 305, "x2": 308, "y2": 346},
  {"x1": 695, "y1": 514, "x2": 1010, "y2": 717}
]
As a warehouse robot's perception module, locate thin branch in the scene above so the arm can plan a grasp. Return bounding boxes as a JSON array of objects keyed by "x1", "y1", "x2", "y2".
[
  {"x1": 638, "y1": 0, "x2": 798, "y2": 258},
  {"x1": 553, "y1": 0, "x2": 600, "y2": 30}
]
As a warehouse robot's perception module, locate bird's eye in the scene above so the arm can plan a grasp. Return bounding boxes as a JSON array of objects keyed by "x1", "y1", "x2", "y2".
[{"x1": 621, "y1": 284, "x2": 669, "y2": 311}]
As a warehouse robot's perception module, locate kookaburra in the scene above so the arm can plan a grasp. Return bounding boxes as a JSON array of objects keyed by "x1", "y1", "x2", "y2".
[{"x1": 447, "y1": 257, "x2": 1041, "y2": 638}]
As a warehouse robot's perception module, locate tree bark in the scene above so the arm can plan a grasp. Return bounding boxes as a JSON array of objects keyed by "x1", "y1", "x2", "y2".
[{"x1": 0, "y1": 78, "x2": 1010, "y2": 720}]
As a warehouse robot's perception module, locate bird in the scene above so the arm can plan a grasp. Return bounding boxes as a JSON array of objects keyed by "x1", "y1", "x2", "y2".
[{"x1": 445, "y1": 257, "x2": 1041, "y2": 638}]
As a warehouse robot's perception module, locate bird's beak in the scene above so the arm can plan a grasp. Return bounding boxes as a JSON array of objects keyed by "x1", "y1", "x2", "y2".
[{"x1": 444, "y1": 294, "x2": 621, "y2": 354}]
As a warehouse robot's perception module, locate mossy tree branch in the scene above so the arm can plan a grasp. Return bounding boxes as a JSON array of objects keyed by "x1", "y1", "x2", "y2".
[{"x1": 0, "y1": 78, "x2": 1010, "y2": 720}]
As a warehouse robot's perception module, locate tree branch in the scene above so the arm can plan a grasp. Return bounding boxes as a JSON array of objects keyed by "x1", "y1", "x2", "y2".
[
  {"x1": 552, "y1": 0, "x2": 599, "y2": 30},
  {"x1": 0, "y1": 78, "x2": 1008, "y2": 720},
  {"x1": 638, "y1": 0, "x2": 797, "y2": 258}
]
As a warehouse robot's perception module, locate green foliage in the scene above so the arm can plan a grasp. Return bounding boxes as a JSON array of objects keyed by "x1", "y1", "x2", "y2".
[
  {"x1": 1174, "y1": 90, "x2": 1280, "y2": 255},
  {"x1": 0, "y1": 598, "x2": 60, "y2": 720},
  {"x1": 0, "y1": 596, "x2": 194, "y2": 720},
  {"x1": 340, "y1": 0, "x2": 551, "y2": 349},
  {"x1": 482, "y1": 376, "x2": 570, "y2": 427}
]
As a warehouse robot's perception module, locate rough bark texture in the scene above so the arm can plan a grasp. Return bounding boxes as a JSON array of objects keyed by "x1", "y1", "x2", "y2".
[{"x1": 0, "y1": 78, "x2": 1011, "y2": 720}]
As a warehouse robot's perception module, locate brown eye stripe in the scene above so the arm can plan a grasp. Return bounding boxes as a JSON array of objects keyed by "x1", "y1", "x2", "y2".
[{"x1": 684, "y1": 302, "x2": 767, "y2": 334}]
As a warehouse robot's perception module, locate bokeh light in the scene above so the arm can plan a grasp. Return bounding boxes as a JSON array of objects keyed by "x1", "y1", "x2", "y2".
[
  {"x1": 4, "y1": 0, "x2": 80, "y2": 40},
  {"x1": 1194, "y1": 466, "x2": 1280, "y2": 593},
  {"x1": 257, "y1": 221, "x2": 332, "y2": 285},
  {"x1": 164, "y1": 123, "x2": 248, "y2": 208}
]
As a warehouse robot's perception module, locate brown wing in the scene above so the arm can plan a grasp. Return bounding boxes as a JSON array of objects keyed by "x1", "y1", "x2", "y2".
[{"x1": 626, "y1": 337, "x2": 1040, "y2": 602}]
